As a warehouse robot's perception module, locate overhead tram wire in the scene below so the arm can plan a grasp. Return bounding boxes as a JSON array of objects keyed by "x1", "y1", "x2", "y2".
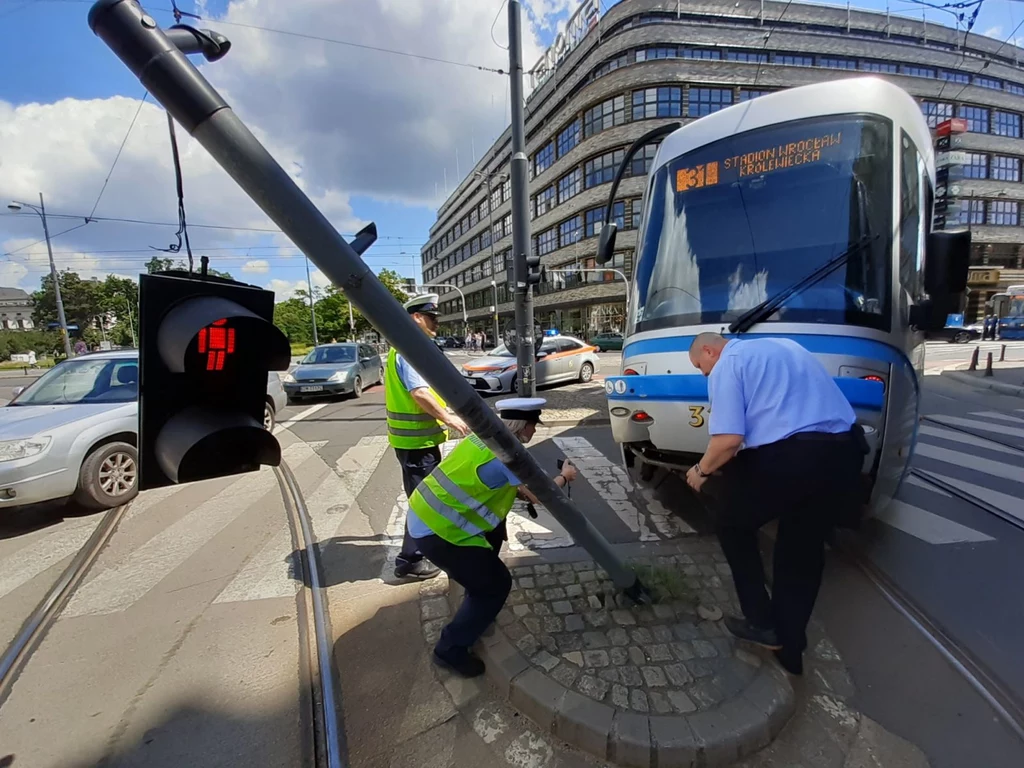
[
  {"x1": 88, "y1": 92, "x2": 150, "y2": 222},
  {"x1": 948, "y1": 10, "x2": 1024, "y2": 102},
  {"x1": 752, "y1": 0, "x2": 798, "y2": 90},
  {"x1": 934, "y1": 0, "x2": 985, "y2": 102}
]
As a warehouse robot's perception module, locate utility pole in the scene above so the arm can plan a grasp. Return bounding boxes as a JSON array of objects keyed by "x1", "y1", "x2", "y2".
[
  {"x1": 348, "y1": 301, "x2": 355, "y2": 341},
  {"x1": 123, "y1": 294, "x2": 137, "y2": 347},
  {"x1": 304, "y1": 255, "x2": 319, "y2": 346},
  {"x1": 508, "y1": 0, "x2": 536, "y2": 395}
]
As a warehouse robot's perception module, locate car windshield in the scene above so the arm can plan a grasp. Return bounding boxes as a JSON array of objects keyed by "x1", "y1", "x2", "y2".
[
  {"x1": 630, "y1": 114, "x2": 893, "y2": 334},
  {"x1": 301, "y1": 346, "x2": 356, "y2": 364},
  {"x1": 11, "y1": 357, "x2": 138, "y2": 406},
  {"x1": 490, "y1": 344, "x2": 515, "y2": 357}
]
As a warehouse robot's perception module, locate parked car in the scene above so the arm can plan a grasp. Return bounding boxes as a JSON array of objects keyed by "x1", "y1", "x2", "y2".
[
  {"x1": 0, "y1": 350, "x2": 287, "y2": 512},
  {"x1": 589, "y1": 332, "x2": 624, "y2": 352},
  {"x1": 460, "y1": 335, "x2": 599, "y2": 394},
  {"x1": 926, "y1": 325, "x2": 980, "y2": 343},
  {"x1": 282, "y1": 343, "x2": 383, "y2": 403}
]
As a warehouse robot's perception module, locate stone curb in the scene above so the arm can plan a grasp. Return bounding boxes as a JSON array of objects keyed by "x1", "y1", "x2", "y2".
[
  {"x1": 944, "y1": 370, "x2": 1024, "y2": 397},
  {"x1": 447, "y1": 582, "x2": 796, "y2": 768}
]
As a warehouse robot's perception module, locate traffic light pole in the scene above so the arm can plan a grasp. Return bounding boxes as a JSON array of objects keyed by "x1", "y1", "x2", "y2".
[
  {"x1": 87, "y1": 0, "x2": 646, "y2": 600},
  {"x1": 507, "y1": 0, "x2": 536, "y2": 397}
]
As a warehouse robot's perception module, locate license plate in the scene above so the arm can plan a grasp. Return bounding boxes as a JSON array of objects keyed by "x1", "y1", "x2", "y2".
[
  {"x1": 462, "y1": 370, "x2": 473, "y2": 377},
  {"x1": 300, "y1": 385, "x2": 324, "y2": 393}
]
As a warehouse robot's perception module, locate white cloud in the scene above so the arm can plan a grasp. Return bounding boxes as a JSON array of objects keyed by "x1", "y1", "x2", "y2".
[
  {"x1": 242, "y1": 258, "x2": 271, "y2": 274},
  {"x1": 265, "y1": 268, "x2": 332, "y2": 300},
  {"x1": 983, "y1": 26, "x2": 1003, "y2": 40}
]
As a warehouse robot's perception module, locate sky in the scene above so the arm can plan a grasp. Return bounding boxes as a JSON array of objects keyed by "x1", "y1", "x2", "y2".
[{"x1": 1, "y1": 0, "x2": 1022, "y2": 301}]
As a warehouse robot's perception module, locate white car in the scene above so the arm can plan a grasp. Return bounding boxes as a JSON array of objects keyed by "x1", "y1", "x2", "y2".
[
  {"x1": 460, "y1": 335, "x2": 600, "y2": 394},
  {"x1": 0, "y1": 350, "x2": 287, "y2": 512}
]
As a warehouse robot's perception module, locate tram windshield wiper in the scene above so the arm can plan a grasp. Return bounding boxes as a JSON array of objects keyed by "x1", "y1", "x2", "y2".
[{"x1": 728, "y1": 235, "x2": 879, "y2": 334}]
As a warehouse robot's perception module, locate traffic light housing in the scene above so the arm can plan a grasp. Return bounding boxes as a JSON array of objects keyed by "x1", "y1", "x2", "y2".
[
  {"x1": 525, "y1": 252, "x2": 545, "y2": 287},
  {"x1": 139, "y1": 272, "x2": 291, "y2": 491}
]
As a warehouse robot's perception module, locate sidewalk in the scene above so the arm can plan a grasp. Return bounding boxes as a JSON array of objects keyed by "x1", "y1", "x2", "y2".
[
  {"x1": 540, "y1": 381, "x2": 609, "y2": 426},
  {"x1": 942, "y1": 361, "x2": 1024, "y2": 397}
]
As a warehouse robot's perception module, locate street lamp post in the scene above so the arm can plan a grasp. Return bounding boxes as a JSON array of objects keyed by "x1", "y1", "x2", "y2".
[
  {"x1": 473, "y1": 170, "x2": 509, "y2": 348},
  {"x1": 304, "y1": 255, "x2": 319, "y2": 346},
  {"x1": 7, "y1": 194, "x2": 74, "y2": 359},
  {"x1": 122, "y1": 293, "x2": 138, "y2": 347}
]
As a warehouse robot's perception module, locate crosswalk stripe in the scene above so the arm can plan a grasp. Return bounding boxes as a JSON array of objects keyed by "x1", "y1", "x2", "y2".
[
  {"x1": 928, "y1": 415, "x2": 1024, "y2": 440},
  {"x1": 63, "y1": 442, "x2": 315, "y2": 618},
  {"x1": 874, "y1": 500, "x2": 995, "y2": 545},
  {"x1": 917, "y1": 472, "x2": 1024, "y2": 525},
  {"x1": 904, "y1": 472, "x2": 951, "y2": 497},
  {"x1": 914, "y1": 443, "x2": 1023, "y2": 484},
  {"x1": 0, "y1": 517, "x2": 99, "y2": 601},
  {"x1": 969, "y1": 410, "x2": 1024, "y2": 426},
  {"x1": 918, "y1": 424, "x2": 1024, "y2": 458}
]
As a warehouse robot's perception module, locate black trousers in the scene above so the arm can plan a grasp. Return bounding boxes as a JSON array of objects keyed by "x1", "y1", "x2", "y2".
[
  {"x1": 415, "y1": 524, "x2": 510, "y2": 657},
  {"x1": 705, "y1": 430, "x2": 862, "y2": 657},
  {"x1": 394, "y1": 446, "x2": 442, "y2": 566}
]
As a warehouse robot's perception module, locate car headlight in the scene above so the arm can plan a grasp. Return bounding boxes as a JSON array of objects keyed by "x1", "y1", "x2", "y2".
[
  {"x1": 0, "y1": 436, "x2": 51, "y2": 462},
  {"x1": 328, "y1": 370, "x2": 348, "y2": 382},
  {"x1": 283, "y1": 372, "x2": 296, "y2": 383}
]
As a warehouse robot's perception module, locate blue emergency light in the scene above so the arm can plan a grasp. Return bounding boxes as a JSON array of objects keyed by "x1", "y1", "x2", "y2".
[{"x1": 544, "y1": 329, "x2": 559, "y2": 336}]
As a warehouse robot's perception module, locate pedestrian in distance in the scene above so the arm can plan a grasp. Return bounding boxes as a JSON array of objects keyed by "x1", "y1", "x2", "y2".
[
  {"x1": 409, "y1": 398, "x2": 579, "y2": 678},
  {"x1": 685, "y1": 332, "x2": 867, "y2": 675},
  {"x1": 384, "y1": 293, "x2": 470, "y2": 580}
]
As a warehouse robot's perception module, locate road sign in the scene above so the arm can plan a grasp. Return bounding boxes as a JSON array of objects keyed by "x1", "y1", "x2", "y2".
[{"x1": 936, "y1": 118, "x2": 968, "y2": 136}]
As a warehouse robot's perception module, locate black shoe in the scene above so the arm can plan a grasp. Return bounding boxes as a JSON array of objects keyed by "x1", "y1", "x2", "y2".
[
  {"x1": 724, "y1": 615, "x2": 783, "y2": 650},
  {"x1": 774, "y1": 648, "x2": 804, "y2": 675},
  {"x1": 432, "y1": 648, "x2": 486, "y2": 678},
  {"x1": 394, "y1": 559, "x2": 441, "y2": 580}
]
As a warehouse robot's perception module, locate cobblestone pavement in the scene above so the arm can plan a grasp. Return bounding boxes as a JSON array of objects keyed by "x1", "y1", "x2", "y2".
[
  {"x1": 538, "y1": 381, "x2": 610, "y2": 425},
  {"x1": 418, "y1": 541, "x2": 930, "y2": 768}
]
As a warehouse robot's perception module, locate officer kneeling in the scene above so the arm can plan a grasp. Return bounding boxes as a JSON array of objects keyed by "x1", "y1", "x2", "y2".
[{"x1": 407, "y1": 398, "x2": 578, "y2": 678}]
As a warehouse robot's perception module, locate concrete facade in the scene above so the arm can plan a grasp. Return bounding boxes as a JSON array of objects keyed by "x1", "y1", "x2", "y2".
[
  {"x1": 422, "y1": 0, "x2": 1024, "y2": 332},
  {"x1": 0, "y1": 287, "x2": 34, "y2": 331}
]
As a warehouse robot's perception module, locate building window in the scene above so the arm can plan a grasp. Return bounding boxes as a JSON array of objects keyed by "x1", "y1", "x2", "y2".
[
  {"x1": 534, "y1": 185, "x2": 555, "y2": 218},
  {"x1": 961, "y1": 152, "x2": 988, "y2": 179},
  {"x1": 958, "y1": 105, "x2": 989, "y2": 133},
  {"x1": 534, "y1": 142, "x2": 554, "y2": 176},
  {"x1": 860, "y1": 60, "x2": 897, "y2": 73},
  {"x1": 819, "y1": 57, "x2": 857, "y2": 69},
  {"x1": 584, "y1": 202, "x2": 625, "y2": 237},
  {"x1": 683, "y1": 48, "x2": 721, "y2": 60},
  {"x1": 902, "y1": 65, "x2": 936, "y2": 78},
  {"x1": 594, "y1": 52, "x2": 629, "y2": 78},
  {"x1": 557, "y1": 119, "x2": 581, "y2": 158},
  {"x1": 726, "y1": 50, "x2": 767, "y2": 63},
  {"x1": 975, "y1": 76, "x2": 1002, "y2": 90},
  {"x1": 988, "y1": 200, "x2": 1019, "y2": 226},
  {"x1": 557, "y1": 167, "x2": 582, "y2": 204},
  {"x1": 560, "y1": 216, "x2": 582, "y2": 247},
  {"x1": 991, "y1": 155, "x2": 1020, "y2": 182},
  {"x1": 688, "y1": 87, "x2": 733, "y2": 117},
  {"x1": 584, "y1": 148, "x2": 624, "y2": 188},
  {"x1": 1006, "y1": 83, "x2": 1024, "y2": 96},
  {"x1": 992, "y1": 110, "x2": 1021, "y2": 138},
  {"x1": 583, "y1": 95, "x2": 627, "y2": 138},
  {"x1": 490, "y1": 185, "x2": 502, "y2": 211},
  {"x1": 920, "y1": 100, "x2": 953, "y2": 127},
  {"x1": 536, "y1": 228, "x2": 558, "y2": 256},
  {"x1": 636, "y1": 47, "x2": 679, "y2": 61},
  {"x1": 502, "y1": 177, "x2": 511, "y2": 201},
  {"x1": 739, "y1": 89, "x2": 772, "y2": 101},
  {"x1": 939, "y1": 70, "x2": 970, "y2": 84},
  {"x1": 774, "y1": 54, "x2": 813, "y2": 66},
  {"x1": 628, "y1": 144, "x2": 659, "y2": 176},
  {"x1": 956, "y1": 198, "x2": 984, "y2": 225},
  {"x1": 632, "y1": 86, "x2": 682, "y2": 120}
]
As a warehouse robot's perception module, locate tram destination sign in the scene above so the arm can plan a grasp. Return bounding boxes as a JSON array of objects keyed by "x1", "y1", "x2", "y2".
[{"x1": 529, "y1": 0, "x2": 600, "y2": 93}]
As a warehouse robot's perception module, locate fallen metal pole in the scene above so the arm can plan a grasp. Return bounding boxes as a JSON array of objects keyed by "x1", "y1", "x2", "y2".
[{"x1": 87, "y1": 0, "x2": 645, "y2": 598}]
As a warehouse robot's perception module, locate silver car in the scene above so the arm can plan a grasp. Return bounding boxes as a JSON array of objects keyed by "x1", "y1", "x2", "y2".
[
  {"x1": 0, "y1": 350, "x2": 287, "y2": 512},
  {"x1": 460, "y1": 335, "x2": 600, "y2": 395},
  {"x1": 282, "y1": 343, "x2": 384, "y2": 403}
]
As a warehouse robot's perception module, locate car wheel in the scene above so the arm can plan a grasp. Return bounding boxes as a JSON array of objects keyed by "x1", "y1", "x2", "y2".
[
  {"x1": 510, "y1": 375, "x2": 518, "y2": 394},
  {"x1": 954, "y1": 331, "x2": 971, "y2": 343},
  {"x1": 351, "y1": 376, "x2": 363, "y2": 398},
  {"x1": 594, "y1": 345, "x2": 602, "y2": 353},
  {"x1": 73, "y1": 441, "x2": 139, "y2": 511},
  {"x1": 578, "y1": 362, "x2": 595, "y2": 383},
  {"x1": 264, "y1": 401, "x2": 275, "y2": 431},
  {"x1": 379, "y1": 366, "x2": 385, "y2": 385}
]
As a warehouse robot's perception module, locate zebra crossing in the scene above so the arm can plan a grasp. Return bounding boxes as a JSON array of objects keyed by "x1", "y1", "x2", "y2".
[{"x1": 2, "y1": 409, "x2": 1022, "y2": 621}]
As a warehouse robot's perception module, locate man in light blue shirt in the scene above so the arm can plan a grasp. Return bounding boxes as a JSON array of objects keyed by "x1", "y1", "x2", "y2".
[{"x1": 685, "y1": 333, "x2": 864, "y2": 676}]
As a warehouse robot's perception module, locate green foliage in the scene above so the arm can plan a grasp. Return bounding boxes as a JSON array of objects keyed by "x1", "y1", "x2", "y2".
[
  {"x1": 30, "y1": 271, "x2": 139, "y2": 349},
  {"x1": 0, "y1": 329, "x2": 62, "y2": 360},
  {"x1": 144, "y1": 255, "x2": 233, "y2": 280}
]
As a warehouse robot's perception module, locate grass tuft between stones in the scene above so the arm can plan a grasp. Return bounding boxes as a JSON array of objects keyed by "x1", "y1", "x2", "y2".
[{"x1": 628, "y1": 560, "x2": 696, "y2": 605}]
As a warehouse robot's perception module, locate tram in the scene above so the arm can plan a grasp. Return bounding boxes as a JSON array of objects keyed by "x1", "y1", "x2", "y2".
[
  {"x1": 992, "y1": 285, "x2": 1024, "y2": 339},
  {"x1": 594, "y1": 78, "x2": 970, "y2": 513}
]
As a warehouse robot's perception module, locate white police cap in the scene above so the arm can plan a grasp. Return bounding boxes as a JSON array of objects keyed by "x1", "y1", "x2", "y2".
[
  {"x1": 404, "y1": 293, "x2": 440, "y2": 315},
  {"x1": 496, "y1": 397, "x2": 547, "y2": 424}
]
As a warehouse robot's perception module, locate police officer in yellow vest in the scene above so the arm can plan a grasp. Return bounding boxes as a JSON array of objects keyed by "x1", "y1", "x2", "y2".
[
  {"x1": 408, "y1": 398, "x2": 578, "y2": 678},
  {"x1": 386, "y1": 294, "x2": 470, "y2": 580}
]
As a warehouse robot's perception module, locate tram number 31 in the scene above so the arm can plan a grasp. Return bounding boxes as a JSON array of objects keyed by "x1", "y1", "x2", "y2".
[{"x1": 688, "y1": 406, "x2": 708, "y2": 428}]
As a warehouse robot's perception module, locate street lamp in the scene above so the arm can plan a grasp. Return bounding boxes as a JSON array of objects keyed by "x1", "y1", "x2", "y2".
[
  {"x1": 473, "y1": 169, "x2": 509, "y2": 346},
  {"x1": 120, "y1": 292, "x2": 138, "y2": 347},
  {"x1": 7, "y1": 194, "x2": 74, "y2": 359}
]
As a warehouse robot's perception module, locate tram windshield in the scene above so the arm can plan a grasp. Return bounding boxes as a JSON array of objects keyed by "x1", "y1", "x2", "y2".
[{"x1": 630, "y1": 114, "x2": 893, "y2": 334}]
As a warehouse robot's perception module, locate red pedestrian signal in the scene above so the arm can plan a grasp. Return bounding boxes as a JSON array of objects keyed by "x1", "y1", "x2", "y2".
[{"x1": 198, "y1": 319, "x2": 236, "y2": 371}]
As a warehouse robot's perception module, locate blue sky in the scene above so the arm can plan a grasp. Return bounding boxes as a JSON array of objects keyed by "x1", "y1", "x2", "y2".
[{"x1": 0, "y1": 0, "x2": 1021, "y2": 298}]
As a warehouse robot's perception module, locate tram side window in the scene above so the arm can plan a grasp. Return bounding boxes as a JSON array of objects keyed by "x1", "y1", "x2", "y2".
[{"x1": 898, "y1": 131, "x2": 925, "y2": 301}]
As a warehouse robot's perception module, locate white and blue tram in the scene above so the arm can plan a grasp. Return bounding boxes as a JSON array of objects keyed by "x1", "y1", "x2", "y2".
[{"x1": 595, "y1": 78, "x2": 970, "y2": 514}]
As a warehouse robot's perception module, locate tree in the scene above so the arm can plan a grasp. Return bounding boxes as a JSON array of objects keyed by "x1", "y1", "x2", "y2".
[
  {"x1": 273, "y1": 296, "x2": 315, "y2": 346},
  {"x1": 32, "y1": 270, "x2": 105, "y2": 337},
  {"x1": 144, "y1": 254, "x2": 233, "y2": 280}
]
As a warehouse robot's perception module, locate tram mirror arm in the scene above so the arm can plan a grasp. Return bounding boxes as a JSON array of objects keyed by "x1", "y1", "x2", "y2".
[
  {"x1": 596, "y1": 122, "x2": 681, "y2": 265},
  {"x1": 912, "y1": 229, "x2": 971, "y2": 331}
]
